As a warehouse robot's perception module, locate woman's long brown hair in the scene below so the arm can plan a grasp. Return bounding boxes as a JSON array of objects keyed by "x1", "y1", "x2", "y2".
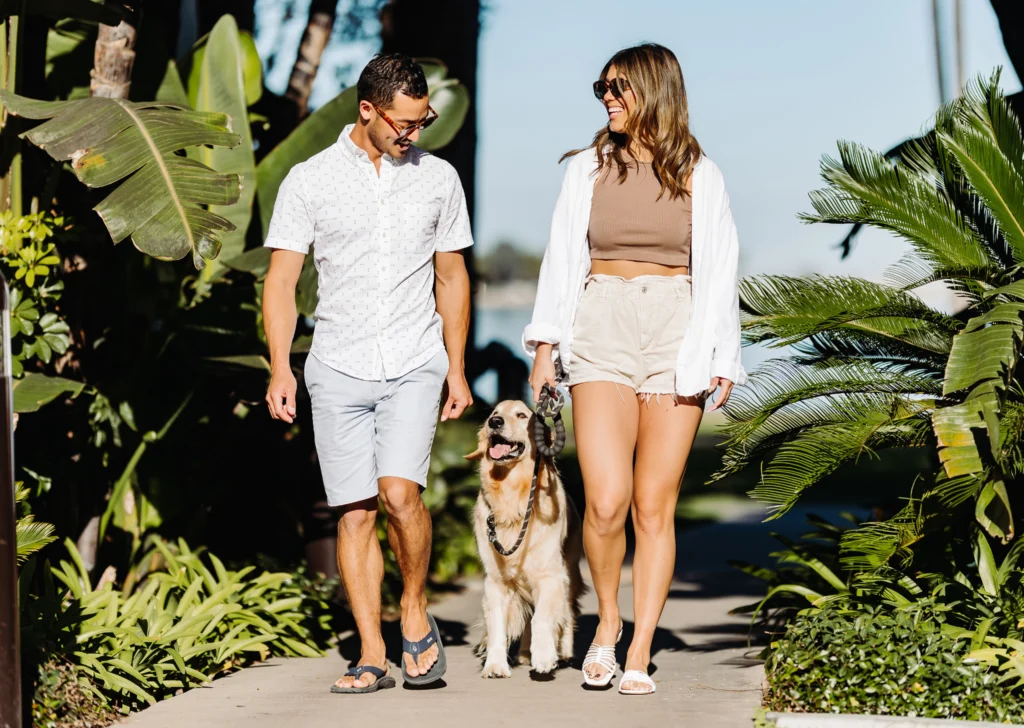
[{"x1": 563, "y1": 43, "x2": 702, "y2": 200}]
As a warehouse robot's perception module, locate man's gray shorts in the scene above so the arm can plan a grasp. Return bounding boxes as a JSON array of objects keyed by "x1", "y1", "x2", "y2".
[{"x1": 304, "y1": 349, "x2": 448, "y2": 507}]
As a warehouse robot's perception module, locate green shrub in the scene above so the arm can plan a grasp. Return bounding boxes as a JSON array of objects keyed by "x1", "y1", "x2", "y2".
[
  {"x1": 24, "y1": 537, "x2": 335, "y2": 716},
  {"x1": 31, "y1": 659, "x2": 119, "y2": 728},
  {"x1": 766, "y1": 601, "x2": 1024, "y2": 722},
  {"x1": 0, "y1": 210, "x2": 72, "y2": 375}
]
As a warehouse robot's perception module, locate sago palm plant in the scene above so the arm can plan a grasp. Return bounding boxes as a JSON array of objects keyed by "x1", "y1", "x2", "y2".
[{"x1": 715, "y1": 71, "x2": 1024, "y2": 568}]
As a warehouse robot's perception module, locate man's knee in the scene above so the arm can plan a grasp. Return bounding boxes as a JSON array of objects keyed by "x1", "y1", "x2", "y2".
[
  {"x1": 378, "y1": 478, "x2": 424, "y2": 520},
  {"x1": 338, "y1": 498, "x2": 377, "y2": 536}
]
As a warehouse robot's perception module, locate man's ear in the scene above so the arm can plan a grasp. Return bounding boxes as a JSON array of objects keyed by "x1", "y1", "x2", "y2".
[{"x1": 358, "y1": 99, "x2": 374, "y2": 121}]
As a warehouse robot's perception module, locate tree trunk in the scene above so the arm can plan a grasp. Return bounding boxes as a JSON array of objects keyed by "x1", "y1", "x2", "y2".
[
  {"x1": 90, "y1": 2, "x2": 140, "y2": 99},
  {"x1": 285, "y1": 0, "x2": 337, "y2": 118}
]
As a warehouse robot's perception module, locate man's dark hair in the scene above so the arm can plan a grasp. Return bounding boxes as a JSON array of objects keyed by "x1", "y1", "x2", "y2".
[{"x1": 357, "y1": 53, "x2": 428, "y2": 109}]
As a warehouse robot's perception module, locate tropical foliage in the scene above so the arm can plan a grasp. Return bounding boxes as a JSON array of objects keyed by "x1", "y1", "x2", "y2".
[
  {"x1": 1, "y1": 3, "x2": 475, "y2": 724},
  {"x1": 765, "y1": 600, "x2": 1024, "y2": 722},
  {"x1": 20, "y1": 537, "x2": 335, "y2": 719},
  {"x1": 716, "y1": 71, "x2": 1024, "y2": 566}
]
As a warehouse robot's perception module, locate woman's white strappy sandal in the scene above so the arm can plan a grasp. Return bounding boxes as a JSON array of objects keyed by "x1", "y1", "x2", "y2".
[
  {"x1": 618, "y1": 670, "x2": 656, "y2": 695},
  {"x1": 581, "y1": 623, "x2": 623, "y2": 687}
]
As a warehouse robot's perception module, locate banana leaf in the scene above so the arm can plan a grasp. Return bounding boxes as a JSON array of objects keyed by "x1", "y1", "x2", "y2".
[
  {"x1": 0, "y1": 91, "x2": 242, "y2": 268},
  {"x1": 191, "y1": 15, "x2": 258, "y2": 279}
]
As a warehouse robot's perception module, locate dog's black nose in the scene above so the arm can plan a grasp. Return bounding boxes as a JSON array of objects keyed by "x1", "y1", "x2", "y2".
[{"x1": 488, "y1": 415, "x2": 504, "y2": 430}]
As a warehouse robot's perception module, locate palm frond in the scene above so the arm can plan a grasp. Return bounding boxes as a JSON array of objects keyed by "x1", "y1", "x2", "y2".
[
  {"x1": 749, "y1": 418, "x2": 933, "y2": 519},
  {"x1": 716, "y1": 360, "x2": 937, "y2": 481},
  {"x1": 17, "y1": 516, "x2": 56, "y2": 563},
  {"x1": 931, "y1": 472, "x2": 986, "y2": 509},
  {"x1": 792, "y1": 331, "x2": 949, "y2": 373},
  {"x1": 961, "y1": 69, "x2": 1024, "y2": 185},
  {"x1": 882, "y1": 253, "x2": 995, "y2": 301},
  {"x1": 839, "y1": 502, "x2": 926, "y2": 571},
  {"x1": 740, "y1": 275, "x2": 957, "y2": 354},
  {"x1": 938, "y1": 122, "x2": 1024, "y2": 264},
  {"x1": 803, "y1": 141, "x2": 995, "y2": 273},
  {"x1": 998, "y1": 400, "x2": 1024, "y2": 477}
]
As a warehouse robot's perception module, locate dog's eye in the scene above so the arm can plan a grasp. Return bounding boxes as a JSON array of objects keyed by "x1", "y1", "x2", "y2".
[{"x1": 517, "y1": 412, "x2": 528, "y2": 419}]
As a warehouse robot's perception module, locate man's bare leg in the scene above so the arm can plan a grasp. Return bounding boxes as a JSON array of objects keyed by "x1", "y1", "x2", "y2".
[
  {"x1": 334, "y1": 497, "x2": 388, "y2": 689},
  {"x1": 379, "y1": 476, "x2": 438, "y2": 678}
]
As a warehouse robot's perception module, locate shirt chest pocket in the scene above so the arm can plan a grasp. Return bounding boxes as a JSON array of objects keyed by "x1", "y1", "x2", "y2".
[{"x1": 394, "y1": 179, "x2": 446, "y2": 250}]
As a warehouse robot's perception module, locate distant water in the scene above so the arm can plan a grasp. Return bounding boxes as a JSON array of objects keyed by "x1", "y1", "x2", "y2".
[{"x1": 473, "y1": 307, "x2": 781, "y2": 403}]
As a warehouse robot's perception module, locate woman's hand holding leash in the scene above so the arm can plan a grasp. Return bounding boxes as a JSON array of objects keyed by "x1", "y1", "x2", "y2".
[
  {"x1": 707, "y1": 377, "x2": 734, "y2": 411},
  {"x1": 530, "y1": 343, "x2": 558, "y2": 404}
]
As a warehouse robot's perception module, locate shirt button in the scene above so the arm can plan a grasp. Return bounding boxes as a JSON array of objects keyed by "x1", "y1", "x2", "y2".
[{"x1": 641, "y1": 286, "x2": 648, "y2": 293}]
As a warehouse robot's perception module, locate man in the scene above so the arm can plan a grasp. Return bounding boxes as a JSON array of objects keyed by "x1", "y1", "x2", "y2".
[{"x1": 262, "y1": 53, "x2": 473, "y2": 693}]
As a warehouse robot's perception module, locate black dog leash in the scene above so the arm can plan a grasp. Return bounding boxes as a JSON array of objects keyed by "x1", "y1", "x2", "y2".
[{"x1": 486, "y1": 384, "x2": 566, "y2": 557}]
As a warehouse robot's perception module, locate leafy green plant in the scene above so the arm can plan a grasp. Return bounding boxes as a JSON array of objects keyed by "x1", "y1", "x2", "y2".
[
  {"x1": 766, "y1": 600, "x2": 1024, "y2": 722},
  {"x1": 0, "y1": 92, "x2": 242, "y2": 269},
  {"x1": 0, "y1": 211, "x2": 71, "y2": 375},
  {"x1": 737, "y1": 516, "x2": 1024, "y2": 647},
  {"x1": 31, "y1": 659, "x2": 119, "y2": 728},
  {"x1": 15, "y1": 483, "x2": 56, "y2": 563},
  {"x1": 715, "y1": 71, "x2": 1024, "y2": 567},
  {"x1": 184, "y1": 14, "x2": 258, "y2": 280},
  {"x1": 730, "y1": 514, "x2": 858, "y2": 635},
  {"x1": 42, "y1": 536, "x2": 333, "y2": 712}
]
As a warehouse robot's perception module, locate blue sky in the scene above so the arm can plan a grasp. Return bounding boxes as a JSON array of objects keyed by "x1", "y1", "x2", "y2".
[
  {"x1": 256, "y1": 0, "x2": 1020, "y2": 292},
  {"x1": 475, "y1": 0, "x2": 1019, "y2": 291}
]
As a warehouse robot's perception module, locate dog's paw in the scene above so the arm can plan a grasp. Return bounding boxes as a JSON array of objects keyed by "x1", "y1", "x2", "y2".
[
  {"x1": 516, "y1": 652, "x2": 532, "y2": 666},
  {"x1": 530, "y1": 631, "x2": 559, "y2": 674},
  {"x1": 531, "y1": 655, "x2": 558, "y2": 674},
  {"x1": 481, "y1": 661, "x2": 512, "y2": 679}
]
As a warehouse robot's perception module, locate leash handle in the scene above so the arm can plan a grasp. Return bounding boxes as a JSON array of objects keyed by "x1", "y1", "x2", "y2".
[{"x1": 533, "y1": 384, "x2": 566, "y2": 459}]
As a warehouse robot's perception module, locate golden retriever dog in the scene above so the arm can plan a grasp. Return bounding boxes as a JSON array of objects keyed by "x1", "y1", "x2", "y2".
[{"x1": 465, "y1": 400, "x2": 585, "y2": 678}]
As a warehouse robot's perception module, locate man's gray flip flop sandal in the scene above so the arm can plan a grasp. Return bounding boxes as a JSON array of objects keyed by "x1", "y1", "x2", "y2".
[
  {"x1": 330, "y1": 665, "x2": 396, "y2": 694},
  {"x1": 402, "y1": 613, "x2": 447, "y2": 686}
]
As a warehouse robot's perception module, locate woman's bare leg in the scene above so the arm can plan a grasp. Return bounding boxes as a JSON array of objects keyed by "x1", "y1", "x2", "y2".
[
  {"x1": 623, "y1": 394, "x2": 702, "y2": 692},
  {"x1": 571, "y1": 381, "x2": 639, "y2": 681}
]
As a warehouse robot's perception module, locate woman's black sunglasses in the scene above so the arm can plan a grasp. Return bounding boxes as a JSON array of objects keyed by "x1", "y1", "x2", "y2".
[{"x1": 593, "y1": 78, "x2": 632, "y2": 100}]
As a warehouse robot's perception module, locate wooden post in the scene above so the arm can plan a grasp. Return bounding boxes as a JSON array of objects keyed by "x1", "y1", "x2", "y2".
[{"x1": 0, "y1": 274, "x2": 20, "y2": 728}]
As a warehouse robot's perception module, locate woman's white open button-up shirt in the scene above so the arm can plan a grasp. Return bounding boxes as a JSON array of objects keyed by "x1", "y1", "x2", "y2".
[{"x1": 522, "y1": 149, "x2": 747, "y2": 398}]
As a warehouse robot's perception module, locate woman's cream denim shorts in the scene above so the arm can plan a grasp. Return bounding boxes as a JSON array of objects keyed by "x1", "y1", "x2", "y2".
[{"x1": 568, "y1": 274, "x2": 691, "y2": 395}]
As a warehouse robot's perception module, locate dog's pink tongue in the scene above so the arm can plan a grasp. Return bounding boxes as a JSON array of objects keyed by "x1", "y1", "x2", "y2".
[{"x1": 489, "y1": 443, "x2": 512, "y2": 459}]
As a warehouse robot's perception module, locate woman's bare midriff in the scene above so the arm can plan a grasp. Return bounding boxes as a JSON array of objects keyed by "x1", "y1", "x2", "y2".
[{"x1": 589, "y1": 259, "x2": 689, "y2": 279}]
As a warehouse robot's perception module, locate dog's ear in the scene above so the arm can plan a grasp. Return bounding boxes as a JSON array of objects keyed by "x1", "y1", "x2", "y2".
[{"x1": 464, "y1": 445, "x2": 485, "y2": 461}]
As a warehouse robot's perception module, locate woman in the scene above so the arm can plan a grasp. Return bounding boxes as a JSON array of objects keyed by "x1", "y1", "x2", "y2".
[{"x1": 523, "y1": 43, "x2": 745, "y2": 695}]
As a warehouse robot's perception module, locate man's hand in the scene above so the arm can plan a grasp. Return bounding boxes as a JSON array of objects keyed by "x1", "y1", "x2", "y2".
[
  {"x1": 707, "y1": 377, "x2": 734, "y2": 412},
  {"x1": 530, "y1": 344, "x2": 557, "y2": 403},
  {"x1": 441, "y1": 371, "x2": 473, "y2": 421},
  {"x1": 266, "y1": 367, "x2": 298, "y2": 423},
  {"x1": 263, "y1": 249, "x2": 304, "y2": 424}
]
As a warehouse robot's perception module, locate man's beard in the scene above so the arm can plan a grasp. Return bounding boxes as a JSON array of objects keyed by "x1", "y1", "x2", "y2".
[{"x1": 368, "y1": 123, "x2": 406, "y2": 157}]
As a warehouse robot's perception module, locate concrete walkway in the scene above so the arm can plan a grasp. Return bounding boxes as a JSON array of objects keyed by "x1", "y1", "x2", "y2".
[{"x1": 119, "y1": 521, "x2": 772, "y2": 728}]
